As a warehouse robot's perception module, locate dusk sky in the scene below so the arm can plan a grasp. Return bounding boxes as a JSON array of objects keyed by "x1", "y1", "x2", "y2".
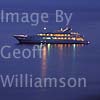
[{"x1": 0, "y1": 0, "x2": 99, "y2": 9}]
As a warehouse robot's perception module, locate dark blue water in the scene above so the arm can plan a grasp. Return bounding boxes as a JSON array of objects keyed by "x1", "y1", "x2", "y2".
[{"x1": 0, "y1": 0, "x2": 100, "y2": 100}]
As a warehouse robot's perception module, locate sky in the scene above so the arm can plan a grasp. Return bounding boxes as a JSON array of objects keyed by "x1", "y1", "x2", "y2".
[{"x1": 0, "y1": 0, "x2": 99, "y2": 10}]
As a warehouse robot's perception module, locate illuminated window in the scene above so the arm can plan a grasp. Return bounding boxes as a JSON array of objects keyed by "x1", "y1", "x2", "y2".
[
  {"x1": 68, "y1": 38, "x2": 71, "y2": 40},
  {"x1": 72, "y1": 38, "x2": 76, "y2": 40},
  {"x1": 50, "y1": 34, "x2": 53, "y2": 36},
  {"x1": 53, "y1": 37, "x2": 57, "y2": 39},
  {"x1": 58, "y1": 38, "x2": 60, "y2": 39},
  {"x1": 47, "y1": 34, "x2": 49, "y2": 36},
  {"x1": 64, "y1": 38, "x2": 67, "y2": 39},
  {"x1": 43, "y1": 34, "x2": 46, "y2": 36},
  {"x1": 68, "y1": 34, "x2": 70, "y2": 36},
  {"x1": 39, "y1": 34, "x2": 43, "y2": 36},
  {"x1": 46, "y1": 37, "x2": 51, "y2": 39}
]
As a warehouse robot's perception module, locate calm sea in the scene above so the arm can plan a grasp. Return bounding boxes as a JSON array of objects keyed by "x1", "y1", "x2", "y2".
[{"x1": 0, "y1": 8, "x2": 100, "y2": 100}]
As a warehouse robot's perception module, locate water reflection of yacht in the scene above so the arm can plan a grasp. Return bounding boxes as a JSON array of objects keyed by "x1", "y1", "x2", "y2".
[
  {"x1": 41, "y1": 43, "x2": 84, "y2": 78},
  {"x1": 14, "y1": 27, "x2": 90, "y2": 44}
]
